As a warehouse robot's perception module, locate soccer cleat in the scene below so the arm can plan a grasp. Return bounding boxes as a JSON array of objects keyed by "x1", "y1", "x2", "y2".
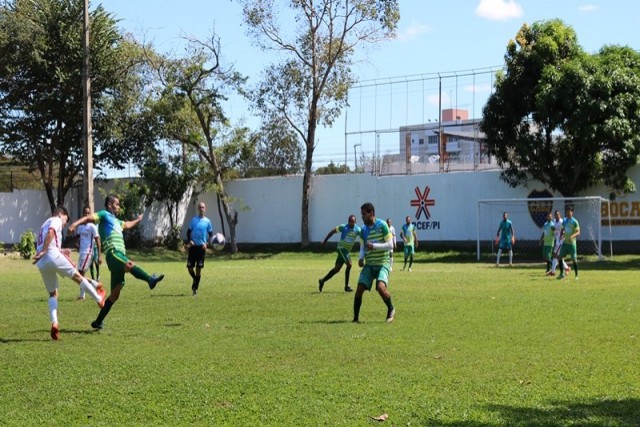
[
  {"x1": 148, "y1": 274, "x2": 165, "y2": 290},
  {"x1": 344, "y1": 286, "x2": 353, "y2": 292},
  {"x1": 318, "y1": 279, "x2": 324, "y2": 292},
  {"x1": 557, "y1": 274, "x2": 566, "y2": 280},
  {"x1": 75, "y1": 296, "x2": 85, "y2": 301},
  {"x1": 91, "y1": 320, "x2": 103, "y2": 330},
  {"x1": 352, "y1": 318, "x2": 360, "y2": 323},
  {"x1": 192, "y1": 288, "x2": 198, "y2": 297},
  {"x1": 97, "y1": 287, "x2": 107, "y2": 309},
  {"x1": 408, "y1": 268, "x2": 412, "y2": 272},
  {"x1": 575, "y1": 275, "x2": 579, "y2": 281},
  {"x1": 386, "y1": 308, "x2": 396, "y2": 323},
  {"x1": 546, "y1": 271, "x2": 555, "y2": 276},
  {"x1": 50, "y1": 323, "x2": 59, "y2": 340}
]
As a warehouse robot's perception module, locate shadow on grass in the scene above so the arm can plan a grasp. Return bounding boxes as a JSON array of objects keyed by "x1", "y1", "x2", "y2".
[
  {"x1": 0, "y1": 337, "x2": 49, "y2": 343},
  {"x1": 424, "y1": 398, "x2": 640, "y2": 426},
  {"x1": 299, "y1": 320, "x2": 352, "y2": 325}
]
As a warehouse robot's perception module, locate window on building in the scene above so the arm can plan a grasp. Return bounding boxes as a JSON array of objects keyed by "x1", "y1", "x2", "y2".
[{"x1": 419, "y1": 138, "x2": 424, "y2": 145}]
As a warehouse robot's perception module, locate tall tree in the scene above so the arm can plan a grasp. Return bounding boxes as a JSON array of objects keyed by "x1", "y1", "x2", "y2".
[
  {"x1": 241, "y1": 0, "x2": 399, "y2": 246},
  {"x1": 0, "y1": 0, "x2": 152, "y2": 211},
  {"x1": 147, "y1": 34, "x2": 246, "y2": 253},
  {"x1": 481, "y1": 19, "x2": 640, "y2": 196}
]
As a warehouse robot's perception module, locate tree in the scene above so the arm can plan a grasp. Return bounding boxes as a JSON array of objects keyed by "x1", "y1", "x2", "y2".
[
  {"x1": 147, "y1": 34, "x2": 246, "y2": 253},
  {"x1": 315, "y1": 161, "x2": 350, "y2": 175},
  {"x1": 481, "y1": 19, "x2": 640, "y2": 197},
  {"x1": 241, "y1": 0, "x2": 399, "y2": 246},
  {"x1": 246, "y1": 118, "x2": 303, "y2": 177},
  {"x1": 0, "y1": 0, "x2": 153, "y2": 212}
]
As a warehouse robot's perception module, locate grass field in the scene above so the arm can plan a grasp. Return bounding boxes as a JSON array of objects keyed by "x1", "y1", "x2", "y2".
[{"x1": 1, "y1": 250, "x2": 639, "y2": 426}]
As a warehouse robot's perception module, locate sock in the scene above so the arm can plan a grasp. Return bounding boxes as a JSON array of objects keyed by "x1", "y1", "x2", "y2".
[
  {"x1": 353, "y1": 295, "x2": 362, "y2": 321},
  {"x1": 90, "y1": 265, "x2": 95, "y2": 280},
  {"x1": 496, "y1": 249, "x2": 502, "y2": 263},
  {"x1": 80, "y1": 278, "x2": 102, "y2": 302},
  {"x1": 322, "y1": 270, "x2": 337, "y2": 283},
  {"x1": 509, "y1": 250, "x2": 513, "y2": 264},
  {"x1": 344, "y1": 266, "x2": 351, "y2": 288},
  {"x1": 131, "y1": 265, "x2": 151, "y2": 282},
  {"x1": 562, "y1": 260, "x2": 569, "y2": 270},
  {"x1": 551, "y1": 258, "x2": 558, "y2": 273},
  {"x1": 95, "y1": 299, "x2": 114, "y2": 325},
  {"x1": 48, "y1": 296, "x2": 58, "y2": 324},
  {"x1": 558, "y1": 259, "x2": 565, "y2": 275},
  {"x1": 546, "y1": 261, "x2": 551, "y2": 272},
  {"x1": 194, "y1": 275, "x2": 201, "y2": 291},
  {"x1": 409, "y1": 256, "x2": 413, "y2": 269},
  {"x1": 95, "y1": 263, "x2": 100, "y2": 281},
  {"x1": 90, "y1": 279, "x2": 100, "y2": 289},
  {"x1": 78, "y1": 288, "x2": 86, "y2": 299},
  {"x1": 384, "y1": 297, "x2": 394, "y2": 312},
  {"x1": 573, "y1": 260, "x2": 579, "y2": 276}
]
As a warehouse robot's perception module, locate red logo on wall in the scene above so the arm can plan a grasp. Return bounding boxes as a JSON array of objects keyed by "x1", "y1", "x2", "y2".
[{"x1": 411, "y1": 186, "x2": 436, "y2": 220}]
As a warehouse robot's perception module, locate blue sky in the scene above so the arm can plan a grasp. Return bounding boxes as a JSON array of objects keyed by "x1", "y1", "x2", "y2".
[{"x1": 105, "y1": 0, "x2": 640, "y2": 168}]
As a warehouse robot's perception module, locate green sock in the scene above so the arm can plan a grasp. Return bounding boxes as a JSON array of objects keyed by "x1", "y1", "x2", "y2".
[{"x1": 131, "y1": 265, "x2": 151, "y2": 282}]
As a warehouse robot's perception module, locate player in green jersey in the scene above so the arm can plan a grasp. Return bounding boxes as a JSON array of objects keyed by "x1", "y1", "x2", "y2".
[
  {"x1": 353, "y1": 202, "x2": 395, "y2": 323},
  {"x1": 69, "y1": 195, "x2": 165, "y2": 330},
  {"x1": 557, "y1": 206, "x2": 580, "y2": 280},
  {"x1": 540, "y1": 211, "x2": 555, "y2": 274},
  {"x1": 319, "y1": 215, "x2": 361, "y2": 292},
  {"x1": 400, "y1": 216, "x2": 418, "y2": 271}
]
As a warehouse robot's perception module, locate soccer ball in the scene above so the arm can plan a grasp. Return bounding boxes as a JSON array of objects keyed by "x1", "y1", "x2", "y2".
[{"x1": 211, "y1": 232, "x2": 226, "y2": 251}]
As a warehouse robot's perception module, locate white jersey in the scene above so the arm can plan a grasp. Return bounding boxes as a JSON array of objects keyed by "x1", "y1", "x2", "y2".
[
  {"x1": 76, "y1": 223, "x2": 98, "y2": 255},
  {"x1": 36, "y1": 216, "x2": 64, "y2": 256}
]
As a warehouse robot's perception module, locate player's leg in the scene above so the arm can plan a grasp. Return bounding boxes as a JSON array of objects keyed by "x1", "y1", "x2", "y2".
[
  {"x1": 375, "y1": 267, "x2": 394, "y2": 323},
  {"x1": 571, "y1": 245, "x2": 579, "y2": 279},
  {"x1": 508, "y1": 248, "x2": 513, "y2": 266},
  {"x1": 353, "y1": 266, "x2": 373, "y2": 323},
  {"x1": 389, "y1": 250, "x2": 394, "y2": 272},
  {"x1": 496, "y1": 248, "x2": 502, "y2": 265},
  {"x1": 124, "y1": 253, "x2": 164, "y2": 289},
  {"x1": 402, "y1": 246, "x2": 409, "y2": 270},
  {"x1": 408, "y1": 246, "x2": 414, "y2": 271},
  {"x1": 319, "y1": 251, "x2": 345, "y2": 291},
  {"x1": 39, "y1": 264, "x2": 60, "y2": 340},
  {"x1": 92, "y1": 253, "x2": 125, "y2": 329},
  {"x1": 343, "y1": 254, "x2": 353, "y2": 292}
]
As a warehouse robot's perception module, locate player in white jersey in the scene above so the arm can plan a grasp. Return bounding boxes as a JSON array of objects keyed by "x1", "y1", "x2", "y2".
[
  {"x1": 75, "y1": 206, "x2": 102, "y2": 300},
  {"x1": 547, "y1": 209, "x2": 570, "y2": 276},
  {"x1": 386, "y1": 218, "x2": 397, "y2": 272},
  {"x1": 33, "y1": 206, "x2": 106, "y2": 340}
]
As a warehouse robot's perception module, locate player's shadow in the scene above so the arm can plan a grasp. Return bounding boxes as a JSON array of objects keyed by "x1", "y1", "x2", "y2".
[
  {"x1": 299, "y1": 320, "x2": 352, "y2": 325},
  {"x1": 422, "y1": 398, "x2": 640, "y2": 426},
  {"x1": 0, "y1": 337, "x2": 49, "y2": 343}
]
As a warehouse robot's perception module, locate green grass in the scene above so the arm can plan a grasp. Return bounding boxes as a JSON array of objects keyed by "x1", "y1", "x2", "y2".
[{"x1": 1, "y1": 251, "x2": 639, "y2": 426}]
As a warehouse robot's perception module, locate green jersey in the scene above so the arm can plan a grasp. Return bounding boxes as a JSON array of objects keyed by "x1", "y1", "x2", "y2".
[
  {"x1": 336, "y1": 224, "x2": 361, "y2": 251},
  {"x1": 563, "y1": 217, "x2": 580, "y2": 245},
  {"x1": 542, "y1": 220, "x2": 555, "y2": 246},
  {"x1": 94, "y1": 210, "x2": 126, "y2": 255},
  {"x1": 401, "y1": 223, "x2": 416, "y2": 247},
  {"x1": 361, "y1": 218, "x2": 391, "y2": 266}
]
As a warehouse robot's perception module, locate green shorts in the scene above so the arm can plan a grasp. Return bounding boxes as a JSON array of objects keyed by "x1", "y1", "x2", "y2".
[
  {"x1": 358, "y1": 264, "x2": 390, "y2": 291},
  {"x1": 404, "y1": 245, "x2": 414, "y2": 257},
  {"x1": 559, "y1": 242, "x2": 577, "y2": 260},
  {"x1": 334, "y1": 248, "x2": 352, "y2": 266},
  {"x1": 106, "y1": 250, "x2": 129, "y2": 289},
  {"x1": 542, "y1": 245, "x2": 553, "y2": 261}
]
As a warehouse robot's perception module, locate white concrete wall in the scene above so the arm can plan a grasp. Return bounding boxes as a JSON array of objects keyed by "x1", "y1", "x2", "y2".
[{"x1": 2, "y1": 167, "x2": 639, "y2": 245}]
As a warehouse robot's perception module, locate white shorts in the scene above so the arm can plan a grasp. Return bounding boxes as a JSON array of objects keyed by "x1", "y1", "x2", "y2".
[
  {"x1": 36, "y1": 253, "x2": 78, "y2": 293},
  {"x1": 77, "y1": 252, "x2": 94, "y2": 273}
]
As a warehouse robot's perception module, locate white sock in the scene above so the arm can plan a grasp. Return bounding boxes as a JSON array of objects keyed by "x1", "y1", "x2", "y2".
[
  {"x1": 509, "y1": 250, "x2": 513, "y2": 264},
  {"x1": 48, "y1": 297, "x2": 58, "y2": 324},
  {"x1": 80, "y1": 278, "x2": 102, "y2": 302},
  {"x1": 496, "y1": 249, "x2": 502, "y2": 264},
  {"x1": 562, "y1": 260, "x2": 569, "y2": 270},
  {"x1": 551, "y1": 259, "x2": 558, "y2": 273},
  {"x1": 90, "y1": 279, "x2": 100, "y2": 289}
]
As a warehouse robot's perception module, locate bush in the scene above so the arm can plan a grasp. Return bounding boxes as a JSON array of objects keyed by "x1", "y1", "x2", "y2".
[
  {"x1": 163, "y1": 225, "x2": 183, "y2": 251},
  {"x1": 14, "y1": 229, "x2": 36, "y2": 259}
]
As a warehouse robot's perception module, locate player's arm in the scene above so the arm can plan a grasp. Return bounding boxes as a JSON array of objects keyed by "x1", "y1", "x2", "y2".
[
  {"x1": 571, "y1": 226, "x2": 580, "y2": 240},
  {"x1": 413, "y1": 229, "x2": 418, "y2": 249},
  {"x1": 123, "y1": 214, "x2": 143, "y2": 230},
  {"x1": 510, "y1": 225, "x2": 516, "y2": 243},
  {"x1": 95, "y1": 235, "x2": 102, "y2": 264},
  {"x1": 321, "y1": 228, "x2": 337, "y2": 246},
  {"x1": 68, "y1": 214, "x2": 96, "y2": 233},
  {"x1": 358, "y1": 238, "x2": 365, "y2": 267}
]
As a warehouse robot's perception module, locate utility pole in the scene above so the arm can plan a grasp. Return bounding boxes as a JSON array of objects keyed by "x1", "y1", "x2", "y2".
[{"x1": 82, "y1": 0, "x2": 94, "y2": 212}]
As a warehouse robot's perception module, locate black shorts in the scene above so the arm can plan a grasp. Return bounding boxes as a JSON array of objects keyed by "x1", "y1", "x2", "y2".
[{"x1": 187, "y1": 245, "x2": 207, "y2": 268}]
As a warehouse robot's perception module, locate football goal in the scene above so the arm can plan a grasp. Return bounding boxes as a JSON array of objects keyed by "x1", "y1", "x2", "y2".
[{"x1": 477, "y1": 197, "x2": 612, "y2": 261}]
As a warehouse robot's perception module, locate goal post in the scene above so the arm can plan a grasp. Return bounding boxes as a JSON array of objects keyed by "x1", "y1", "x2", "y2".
[{"x1": 476, "y1": 197, "x2": 612, "y2": 262}]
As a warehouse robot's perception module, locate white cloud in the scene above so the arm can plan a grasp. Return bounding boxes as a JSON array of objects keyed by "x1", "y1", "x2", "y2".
[
  {"x1": 475, "y1": 0, "x2": 524, "y2": 21},
  {"x1": 427, "y1": 92, "x2": 450, "y2": 106},
  {"x1": 396, "y1": 20, "x2": 431, "y2": 42},
  {"x1": 578, "y1": 4, "x2": 598, "y2": 13}
]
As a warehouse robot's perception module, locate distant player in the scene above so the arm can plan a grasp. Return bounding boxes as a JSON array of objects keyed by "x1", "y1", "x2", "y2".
[
  {"x1": 318, "y1": 214, "x2": 361, "y2": 292},
  {"x1": 557, "y1": 206, "x2": 580, "y2": 280},
  {"x1": 386, "y1": 218, "x2": 396, "y2": 272},
  {"x1": 75, "y1": 206, "x2": 102, "y2": 301},
  {"x1": 400, "y1": 216, "x2": 418, "y2": 271},
  {"x1": 186, "y1": 202, "x2": 214, "y2": 296},
  {"x1": 495, "y1": 211, "x2": 515, "y2": 266},
  {"x1": 33, "y1": 206, "x2": 106, "y2": 340},
  {"x1": 540, "y1": 211, "x2": 555, "y2": 274},
  {"x1": 548, "y1": 210, "x2": 570, "y2": 276},
  {"x1": 69, "y1": 195, "x2": 165, "y2": 330},
  {"x1": 353, "y1": 202, "x2": 395, "y2": 323}
]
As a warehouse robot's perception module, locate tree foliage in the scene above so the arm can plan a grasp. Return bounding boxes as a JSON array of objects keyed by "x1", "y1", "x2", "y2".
[
  {"x1": 0, "y1": 0, "x2": 152, "y2": 211},
  {"x1": 481, "y1": 19, "x2": 640, "y2": 197},
  {"x1": 241, "y1": 0, "x2": 399, "y2": 245}
]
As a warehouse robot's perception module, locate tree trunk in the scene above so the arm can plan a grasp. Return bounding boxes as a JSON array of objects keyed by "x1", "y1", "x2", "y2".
[{"x1": 300, "y1": 124, "x2": 316, "y2": 247}]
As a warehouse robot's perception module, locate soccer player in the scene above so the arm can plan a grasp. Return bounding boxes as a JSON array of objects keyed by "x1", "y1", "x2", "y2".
[
  {"x1": 386, "y1": 218, "x2": 396, "y2": 272},
  {"x1": 68, "y1": 195, "x2": 165, "y2": 330},
  {"x1": 495, "y1": 211, "x2": 515, "y2": 266},
  {"x1": 400, "y1": 215, "x2": 418, "y2": 271},
  {"x1": 186, "y1": 202, "x2": 214, "y2": 296},
  {"x1": 557, "y1": 206, "x2": 580, "y2": 280},
  {"x1": 353, "y1": 202, "x2": 395, "y2": 323},
  {"x1": 318, "y1": 214, "x2": 361, "y2": 292},
  {"x1": 548, "y1": 210, "x2": 570, "y2": 276},
  {"x1": 33, "y1": 206, "x2": 106, "y2": 340},
  {"x1": 75, "y1": 206, "x2": 102, "y2": 301},
  {"x1": 540, "y1": 211, "x2": 555, "y2": 274}
]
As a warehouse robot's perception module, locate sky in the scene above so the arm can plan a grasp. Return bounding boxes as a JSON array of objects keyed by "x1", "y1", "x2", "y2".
[{"x1": 104, "y1": 0, "x2": 640, "y2": 169}]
